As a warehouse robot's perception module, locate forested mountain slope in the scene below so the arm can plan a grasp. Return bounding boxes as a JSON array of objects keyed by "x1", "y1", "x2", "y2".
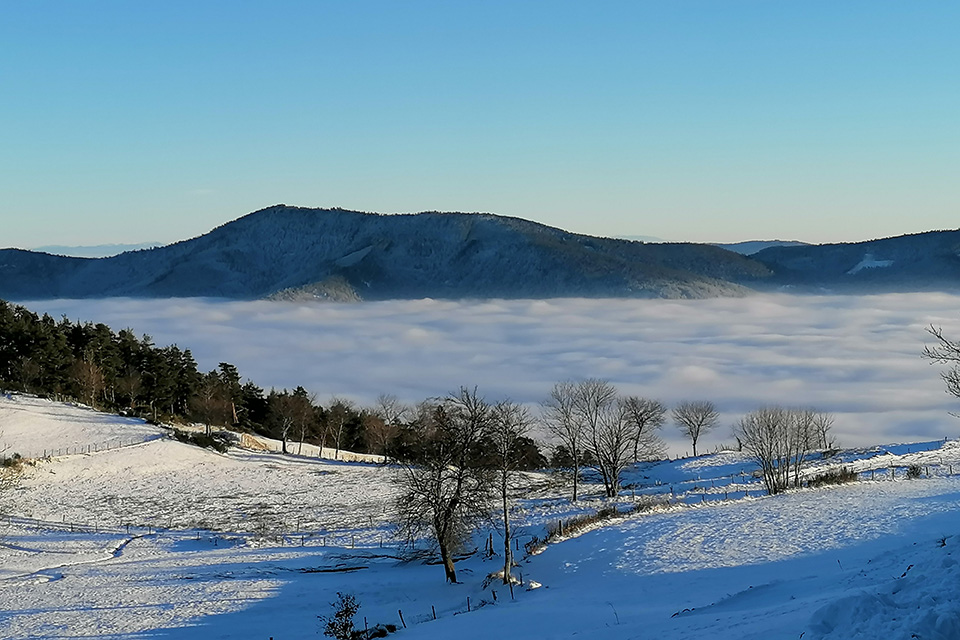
[
  {"x1": 753, "y1": 229, "x2": 960, "y2": 292},
  {"x1": 0, "y1": 206, "x2": 770, "y2": 300},
  {"x1": 4, "y1": 206, "x2": 958, "y2": 300}
]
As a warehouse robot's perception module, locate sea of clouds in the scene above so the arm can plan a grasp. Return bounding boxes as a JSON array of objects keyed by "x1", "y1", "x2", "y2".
[{"x1": 17, "y1": 293, "x2": 960, "y2": 455}]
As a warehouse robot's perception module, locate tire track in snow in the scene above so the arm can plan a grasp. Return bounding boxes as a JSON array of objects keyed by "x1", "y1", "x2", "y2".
[{"x1": 0, "y1": 533, "x2": 149, "y2": 586}]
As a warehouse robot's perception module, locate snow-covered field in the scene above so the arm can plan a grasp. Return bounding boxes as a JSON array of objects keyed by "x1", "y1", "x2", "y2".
[{"x1": 2, "y1": 394, "x2": 960, "y2": 639}]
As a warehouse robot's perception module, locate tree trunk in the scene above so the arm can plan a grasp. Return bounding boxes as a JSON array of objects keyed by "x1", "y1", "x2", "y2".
[
  {"x1": 439, "y1": 542, "x2": 457, "y2": 583},
  {"x1": 572, "y1": 452, "x2": 580, "y2": 502},
  {"x1": 502, "y1": 480, "x2": 512, "y2": 584}
]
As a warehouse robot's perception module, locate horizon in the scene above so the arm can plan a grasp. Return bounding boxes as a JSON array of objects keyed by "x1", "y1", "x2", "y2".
[
  {"x1": 12, "y1": 205, "x2": 960, "y2": 257},
  {"x1": 3, "y1": 2, "x2": 958, "y2": 248}
]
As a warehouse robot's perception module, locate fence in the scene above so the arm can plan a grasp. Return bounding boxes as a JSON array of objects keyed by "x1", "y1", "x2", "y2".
[{"x1": 14, "y1": 433, "x2": 165, "y2": 460}]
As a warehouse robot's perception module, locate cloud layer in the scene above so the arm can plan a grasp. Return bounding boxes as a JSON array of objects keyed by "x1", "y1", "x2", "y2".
[{"x1": 18, "y1": 293, "x2": 960, "y2": 455}]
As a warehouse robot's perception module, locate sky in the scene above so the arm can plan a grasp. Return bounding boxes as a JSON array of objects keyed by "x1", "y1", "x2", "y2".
[
  {"x1": 2, "y1": 1, "x2": 958, "y2": 248},
  {"x1": 15, "y1": 293, "x2": 960, "y2": 455}
]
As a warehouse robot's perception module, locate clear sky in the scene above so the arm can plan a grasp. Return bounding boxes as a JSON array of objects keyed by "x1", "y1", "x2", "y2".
[{"x1": 2, "y1": 1, "x2": 958, "y2": 249}]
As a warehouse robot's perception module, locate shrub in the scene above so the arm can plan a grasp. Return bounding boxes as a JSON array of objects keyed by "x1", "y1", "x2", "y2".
[
  {"x1": 807, "y1": 467, "x2": 858, "y2": 488},
  {"x1": 906, "y1": 464, "x2": 923, "y2": 479},
  {"x1": 172, "y1": 430, "x2": 229, "y2": 453},
  {"x1": 1, "y1": 453, "x2": 22, "y2": 469},
  {"x1": 320, "y1": 592, "x2": 360, "y2": 640},
  {"x1": 543, "y1": 498, "x2": 667, "y2": 544}
]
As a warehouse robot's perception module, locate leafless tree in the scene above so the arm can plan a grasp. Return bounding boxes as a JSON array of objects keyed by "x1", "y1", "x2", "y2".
[
  {"x1": 735, "y1": 406, "x2": 828, "y2": 495},
  {"x1": 115, "y1": 367, "x2": 143, "y2": 410},
  {"x1": 924, "y1": 325, "x2": 960, "y2": 404},
  {"x1": 574, "y1": 379, "x2": 619, "y2": 496},
  {"x1": 375, "y1": 393, "x2": 409, "y2": 426},
  {"x1": 268, "y1": 391, "x2": 314, "y2": 454},
  {"x1": 542, "y1": 380, "x2": 584, "y2": 501},
  {"x1": 394, "y1": 387, "x2": 495, "y2": 583},
  {"x1": 736, "y1": 406, "x2": 793, "y2": 494},
  {"x1": 370, "y1": 394, "x2": 409, "y2": 457},
  {"x1": 325, "y1": 398, "x2": 355, "y2": 460},
  {"x1": 190, "y1": 373, "x2": 233, "y2": 435},
  {"x1": 293, "y1": 392, "x2": 317, "y2": 455},
  {"x1": 812, "y1": 411, "x2": 836, "y2": 450},
  {"x1": 72, "y1": 354, "x2": 104, "y2": 408},
  {"x1": 489, "y1": 399, "x2": 532, "y2": 584},
  {"x1": 672, "y1": 400, "x2": 719, "y2": 457},
  {"x1": 0, "y1": 421, "x2": 18, "y2": 505},
  {"x1": 591, "y1": 399, "x2": 635, "y2": 498},
  {"x1": 621, "y1": 396, "x2": 667, "y2": 461}
]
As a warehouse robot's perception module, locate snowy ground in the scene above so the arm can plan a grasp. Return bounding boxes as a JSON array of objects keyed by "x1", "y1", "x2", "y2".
[{"x1": 2, "y1": 394, "x2": 960, "y2": 639}]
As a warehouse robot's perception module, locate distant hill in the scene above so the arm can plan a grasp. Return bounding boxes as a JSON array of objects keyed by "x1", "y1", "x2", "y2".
[
  {"x1": 0, "y1": 206, "x2": 770, "y2": 301},
  {"x1": 752, "y1": 230, "x2": 960, "y2": 292},
  {"x1": 714, "y1": 240, "x2": 809, "y2": 256},
  {"x1": 30, "y1": 242, "x2": 163, "y2": 258}
]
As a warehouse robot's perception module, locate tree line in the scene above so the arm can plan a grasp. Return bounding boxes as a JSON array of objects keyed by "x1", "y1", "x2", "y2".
[{"x1": 0, "y1": 300, "x2": 385, "y2": 456}]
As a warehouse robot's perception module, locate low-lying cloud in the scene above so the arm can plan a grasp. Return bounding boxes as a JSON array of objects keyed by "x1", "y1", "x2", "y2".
[{"x1": 17, "y1": 293, "x2": 960, "y2": 455}]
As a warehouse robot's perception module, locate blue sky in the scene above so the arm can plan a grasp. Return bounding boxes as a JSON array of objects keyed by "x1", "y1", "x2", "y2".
[{"x1": 2, "y1": 1, "x2": 957, "y2": 248}]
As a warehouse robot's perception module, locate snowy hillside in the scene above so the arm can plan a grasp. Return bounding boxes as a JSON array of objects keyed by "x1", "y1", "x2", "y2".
[{"x1": 2, "y1": 394, "x2": 960, "y2": 639}]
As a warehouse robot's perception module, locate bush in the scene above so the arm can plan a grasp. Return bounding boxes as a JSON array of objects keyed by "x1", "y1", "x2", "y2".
[
  {"x1": 543, "y1": 498, "x2": 667, "y2": 544},
  {"x1": 906, "y1": 464, "x2": 923, "y2": 479},
  {"x1": 807, "y1": 467, "x2": 858, "y2": 488},
  {"x1": 1, "y1": 453, "x2": 22, "y2": 469},
  {"x1": 172, "y1": 430, "x2": 229, "y2": 453},
  {"x1": 320, "y1": 592, "x2": 360, "y2": 640}
]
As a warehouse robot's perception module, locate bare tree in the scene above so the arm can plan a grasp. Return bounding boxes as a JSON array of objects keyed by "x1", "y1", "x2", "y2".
[
  {"x1": 489, "y1": 399, "x2": 532, "y2": 584},
  {"x1": 591, "y1": 399, "x2": 635, "y2": 498},
  {"x1": 190, "y1": 372, "x2": 233, "y2": 436},
  {"x1": 267, "y1": 390, "x2": 314, "y2": 455},
  {"x1": 812, "y1": 411, "x2": 836, "y2": 450},
  {"x1": 292, "y1": 390, "x2": 317, "y2": 455},
  {"x1": 375, "y1": 393, "x2": 409, "y2": 426},
  {"x1": 621, "y1": 396, "x2": 667, "y2": 461},
  {"x1": 574, "y1": 379, "x2": 619, "y2": 496},
  {"x1": 115, "y1": 367, "x2": 143, "y2": 410},
  {"x1": 672, "y1": 401, "x2": 719, "y2": 457},
  {"x1": 924, "y1": 325, "x2": 960, "y2": 404},
  {"x1": 735, "y1": 407, "x2": 827, "y2": 495},
  {"x1": 370, "y1": 394, "x2": 409, "y2": 457},
  {"x1": 735, "y1": 407, "x2": 792, "y2": 495},
  {"x1": 542, "y1": 380, "x2": 584, "y2": 501},
  {"x1": 0, "y1": 422, "x2": 17, "y2": 506},
  {"x1": 325, "y1": 398, "x2": 355, "y2": 461},
  {"x1": 394, "y1": 387, "x2": 494, "y2": 583},
  {"x1": 72, "y1": 354, "x2": 104, "y2": 408}
]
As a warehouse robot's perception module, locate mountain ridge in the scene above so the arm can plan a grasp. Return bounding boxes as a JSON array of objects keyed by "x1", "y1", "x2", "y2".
[
  {"x1": 0, "y1": 205, "x2": 769, "y2": 300},
  {"x1": 2, "y1": 205, "x2": 959, "y2": 300}
]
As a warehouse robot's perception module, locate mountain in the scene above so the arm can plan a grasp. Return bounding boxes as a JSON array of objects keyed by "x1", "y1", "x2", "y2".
[
  {"x1": 0, "y1": 205, "x2": 770, "y2": 301},
  {"x1": 752, "y1": 229, "x2": 960, "y2": 292},
  {"x1": 714, "y1": 240, "x2": 809, "y2": 255},
  {"x1": 3, "y1": 206, "x2": 959, "y2": 300},
  {"x1": 30, "y1": 242, "x2": 163, "y2": 258}
]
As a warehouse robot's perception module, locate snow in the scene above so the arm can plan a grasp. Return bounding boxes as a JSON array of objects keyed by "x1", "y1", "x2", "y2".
[
  {"x1": 2, "y1": 394, "x2": 960, "y2": 639},
  {"x1": 847, "y1": 253, "x2": 895, "y2": 274}
]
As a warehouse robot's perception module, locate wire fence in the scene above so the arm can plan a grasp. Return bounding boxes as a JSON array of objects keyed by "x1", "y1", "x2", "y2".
[{"x1": 12, "y1": 434, "x2": 165, "y2": 460}]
